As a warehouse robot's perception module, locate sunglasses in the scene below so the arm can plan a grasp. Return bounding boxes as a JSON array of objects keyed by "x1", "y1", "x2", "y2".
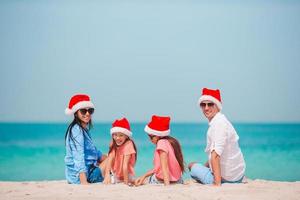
[
  {"x1": 200, "y1": 102, "x2": 215, "y2": 108},
  {"x1": 148, "y1": 134, "x2": 155, "y2": 139},
  {"x1": 79, "y1": 108, "x2": 94, "y2": 115}
]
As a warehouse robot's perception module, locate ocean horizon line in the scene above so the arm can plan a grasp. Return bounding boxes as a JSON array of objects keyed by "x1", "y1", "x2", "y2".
[{"x1": 0, "y1": 121, "x2": 300, "y2": 125}]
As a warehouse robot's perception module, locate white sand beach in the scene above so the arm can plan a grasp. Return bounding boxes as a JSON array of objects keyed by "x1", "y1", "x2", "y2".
[{"x1": 0, "y1": 179, "x2": 299, "y2": 200}]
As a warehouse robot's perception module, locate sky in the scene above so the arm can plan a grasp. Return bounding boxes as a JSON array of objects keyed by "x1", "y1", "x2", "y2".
[{"x1": 0, "y1": 0, "x2": 300, "y2": 123}]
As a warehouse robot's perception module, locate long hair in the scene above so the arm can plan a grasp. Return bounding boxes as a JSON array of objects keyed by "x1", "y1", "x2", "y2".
[
  {"x1": 159, "y1": 136, "x2": 185, "y2": 173},
  {"x1": 64, "y1": 112, "x2": 93, "y2": 147},
  {"x1": 108, "y1": 137, "x2": 137, "y2": 163}
]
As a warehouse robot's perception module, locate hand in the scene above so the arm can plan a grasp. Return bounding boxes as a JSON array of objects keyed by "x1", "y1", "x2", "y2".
[
  {"x1": 80, "y1": 181, "x2": 90, "y2": 185},
  {"x1": 134, "y1": 176, "x2": 145, "y2": 186},
  {"x1": 204, "y1": 161, "x2": 209, "y2": 168},
  {"x1": 79, "y1": 172, "x2": 89, "y2": 185},
  {"x1": 164, "y1": 182, "x2": 170, "y2": 186},
  {"x1": 213, "y1": 182, "x2": 221, "y2": 186},
  {"x1": 103, "y1": 176, "x2": 111, "y2": 184}
]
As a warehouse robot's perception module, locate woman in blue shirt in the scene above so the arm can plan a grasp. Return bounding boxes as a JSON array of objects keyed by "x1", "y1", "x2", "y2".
[{"x1": 64, "y1": 94, "x2": 107, "y2": 184}]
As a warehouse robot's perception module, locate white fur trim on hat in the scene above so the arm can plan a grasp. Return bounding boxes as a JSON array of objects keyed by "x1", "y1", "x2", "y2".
[
  {"x1": 198, "y1": 95, "x2": 222, "y2": 110},
  {"x1": 110, "y1": 127, "x2": 132, "y2": 137},
  {"x1": 144, "y1": 125, "x2": 170, "y2": 137},
  {"x1": 65, "y1": 101, "x2": 95, "y2": 115}
]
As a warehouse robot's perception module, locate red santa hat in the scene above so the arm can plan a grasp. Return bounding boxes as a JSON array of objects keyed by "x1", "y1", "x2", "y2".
[
  {"x1": 110, "y1": 117, "x2": 132, "y2": 137},
  {"x1": 198, "y1": 88, "x2": 222, "y2": 110},
  {"x1": 144, "y1": 115, "x2": 170, "y2": 137},
  {"x1": 65, "y1": 94, "x2": 95, "y2": 115}
]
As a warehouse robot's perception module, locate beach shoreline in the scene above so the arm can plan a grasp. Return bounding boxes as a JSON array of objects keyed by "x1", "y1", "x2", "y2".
[{"x1": 1, "y1": 179, "x2": 299, "y2": 200}]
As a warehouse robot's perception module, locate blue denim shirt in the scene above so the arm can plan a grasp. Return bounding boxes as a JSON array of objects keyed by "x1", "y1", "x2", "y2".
[{"x1": 64, "y1": 124, "x2": 102, "y2": 184}]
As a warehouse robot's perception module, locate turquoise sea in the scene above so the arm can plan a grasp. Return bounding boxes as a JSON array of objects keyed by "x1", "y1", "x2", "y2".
[{"x1": 0, "y1": 123, "x2": 299, "y2": 182}]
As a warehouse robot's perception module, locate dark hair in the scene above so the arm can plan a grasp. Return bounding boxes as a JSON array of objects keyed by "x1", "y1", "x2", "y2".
[
  {"x1": 158, "y1": 136, "x2": 185, "y2": 173},
  {"x1": 65, "y1": 111, "x2": 93, "y2": 147},
  {"x1": 108, "y1": 137, "x2": 137, "y2": 163}
]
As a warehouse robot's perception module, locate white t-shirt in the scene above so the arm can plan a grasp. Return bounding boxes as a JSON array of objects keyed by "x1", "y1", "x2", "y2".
[{"x1": 205, "y1": 112, "x2": 246, "y2": 181}]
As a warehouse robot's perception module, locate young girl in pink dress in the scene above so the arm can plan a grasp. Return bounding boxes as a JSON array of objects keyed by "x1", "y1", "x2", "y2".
[
  {"x1": 103, "y1": 118, "x2": 137, "y2": 185},
  {"x1": 135, "y1": 115, "x2": 185, "y2": 186}
]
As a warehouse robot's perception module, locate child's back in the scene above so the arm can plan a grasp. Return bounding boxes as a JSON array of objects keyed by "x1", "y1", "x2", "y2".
[{"x1": 153, "y1": 138, "x2": 182, "y2": 182}]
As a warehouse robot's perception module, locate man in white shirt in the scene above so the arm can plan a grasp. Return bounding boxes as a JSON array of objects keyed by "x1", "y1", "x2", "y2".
[{"x1": 189, "y1": 88, "x2": 246, "y2": 186}]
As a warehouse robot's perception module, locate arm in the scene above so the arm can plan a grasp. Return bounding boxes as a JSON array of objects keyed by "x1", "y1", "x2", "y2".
[
  {"x1": 79, "y1": 172, "x2": 89, "y2": 185},
  {"x1": 70, "y1": 127, "x2": 89, "y2": 185},
  {"x1": 103, "y1": 151, "x2": 115, "y2": 184},
  {"x1": 209, "y1": 123, "x2": 227, "y2": 186},
  {"x1": 159, "y1": 150, "x2": 170, "y2": 186},
  {"x1": 134, "y1": 169, "x2": 154, "y2": 186},
  {"x1": 98, "y1": 151, "x2": 107, "y2": 163},
  {"x1": 211, "y1": 150, "x2": 221, "y2": 186},
  {"x1": 122, "y1": 154, "x2": 131, "y2": 185}
]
